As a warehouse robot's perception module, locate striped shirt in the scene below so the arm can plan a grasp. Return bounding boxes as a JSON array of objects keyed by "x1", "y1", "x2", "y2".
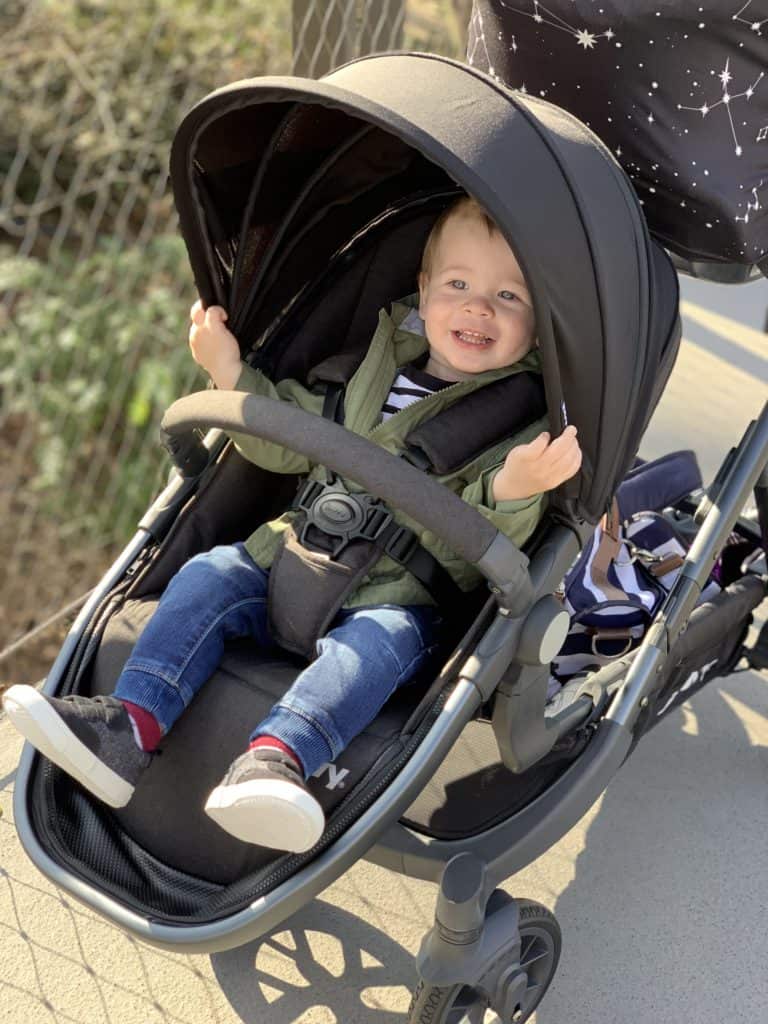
[{"x1": 380, "y1": 363, "x2": 451, "y2": 422}]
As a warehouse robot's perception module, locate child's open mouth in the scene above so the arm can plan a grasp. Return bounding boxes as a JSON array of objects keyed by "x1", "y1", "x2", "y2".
[{"x1": 452, "y1": 329, "x2": 494, "y2": 347}]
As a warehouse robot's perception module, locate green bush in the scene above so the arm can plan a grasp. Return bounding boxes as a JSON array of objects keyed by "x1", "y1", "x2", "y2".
[
  {"x1": 0, "y1": 0, "x2": 469, "y2": 553},
  {"x1": 0, "y1": 0, "x2": 291, "y2": 256},
  {"x1": 0, "y1": 1, "x2": 293, "y2": 547},
  {"x1": 0, "y1": 236, "x2": 204, "y2": 540}
]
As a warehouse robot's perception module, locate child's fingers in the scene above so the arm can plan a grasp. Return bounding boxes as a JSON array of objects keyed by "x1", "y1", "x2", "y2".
[
  {"x1": 525, "y1": 425, "x2": 576, "y2": 458},
  {"x1": 546, "y1": 424, "x2": 578, "y2": 449},
  {"x1": 548, "y1": 440, "x2": 582, "y2": 475},
  {"x1": 520, "y1": 431, "x2": 550, "y2": 457},
  {"x1": 205, "y1": 305, "x2": 228, "y2": 325},
  {"x1": 541, "y1": 425, "x2": 579, "y2": 459},
  {"x1": 559, "y1": 443, "x2": 583, "y2": 476},
  {"x1": 547, "y1": 440, "x2": 583, "y2": 484},
  {"x1": 533, "y1": 429, "x2": 581, "y2": 478}
]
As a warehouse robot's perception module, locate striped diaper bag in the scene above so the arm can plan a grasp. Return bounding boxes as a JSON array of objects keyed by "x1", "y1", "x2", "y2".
[{"x1": 551, "y1": 451, "x2": 718, "y2": 681}]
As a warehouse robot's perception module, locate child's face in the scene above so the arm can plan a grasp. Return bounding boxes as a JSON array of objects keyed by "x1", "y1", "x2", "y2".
[{"x1": 418, "y1": 213, "x2": 536, "y2": 381}]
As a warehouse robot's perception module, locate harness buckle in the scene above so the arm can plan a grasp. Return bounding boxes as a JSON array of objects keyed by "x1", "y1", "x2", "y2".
[
  {"x1": 295, "y1": 479, "x2": 325, "y2": 514},
  {"x1": 295, "y1": 478, "x2": 394, "y2": 559}
]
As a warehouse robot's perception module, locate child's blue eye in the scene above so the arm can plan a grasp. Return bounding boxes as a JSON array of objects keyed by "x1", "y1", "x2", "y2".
[
  {"x1": 499, "y1": 290, "x2": 518, "y2": 301},
  {"x1": 449, "y1": 279, "x2": 468, "y2": 290}
]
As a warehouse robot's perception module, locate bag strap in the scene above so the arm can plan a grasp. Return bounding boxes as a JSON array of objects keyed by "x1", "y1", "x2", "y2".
[
  {"x1": 590, "y1": 499, "x2": 628, "y2": 603},
  {"x1": 648, "y1": 553, "x2": 685, "y2": 577}
]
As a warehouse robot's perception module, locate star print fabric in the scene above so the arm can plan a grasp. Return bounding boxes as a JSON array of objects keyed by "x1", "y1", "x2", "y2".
[{"x1": 467, "y1": 1, "x2": 768, "y2": 273}]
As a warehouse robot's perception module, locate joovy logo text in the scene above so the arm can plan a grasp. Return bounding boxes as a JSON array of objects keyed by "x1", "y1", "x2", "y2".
[
  {"x1": 655, "y1": 659, "x2": 719, "y2": 717},
  {"x1": 311, "y1": 761, "x2": 351, "y2": 790}
]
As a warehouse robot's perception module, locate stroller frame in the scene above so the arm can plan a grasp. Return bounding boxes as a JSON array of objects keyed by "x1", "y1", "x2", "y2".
[
  {"x1": 14, "y1": 395, "x2": 768, "y2": 963},
  {"x1": 10, "y1": 51, "x2": 768, "y2": 1020}
]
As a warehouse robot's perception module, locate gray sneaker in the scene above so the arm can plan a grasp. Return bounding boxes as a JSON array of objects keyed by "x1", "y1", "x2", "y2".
[
  {"x1": 205, "y1": 748, "x2": 325, "y2": 853},
  {"x1": 2, "y1": 685, "x2": 150, "y2": 808}
]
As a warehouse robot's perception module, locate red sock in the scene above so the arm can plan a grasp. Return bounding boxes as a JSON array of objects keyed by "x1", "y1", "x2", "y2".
[
  {"x1": 249, "y1": 735, "x2": 300, "y2": 767},
  {"x1": 120, "y1": 700, "x2": 163, "y2": 752}
]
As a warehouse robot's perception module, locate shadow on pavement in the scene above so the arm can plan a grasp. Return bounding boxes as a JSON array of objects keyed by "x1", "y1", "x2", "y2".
[
  {"x1": 211, "y1": 896, "x2": 417, "y2": 1023},
  {"x1": 536, "y1": 670, "x2": 768, "y2": 1023}
]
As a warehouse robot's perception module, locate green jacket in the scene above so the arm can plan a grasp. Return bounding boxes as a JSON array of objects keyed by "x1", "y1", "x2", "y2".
[{"x1": 231, "y1": 300, "x2": 548, "y2": 608}]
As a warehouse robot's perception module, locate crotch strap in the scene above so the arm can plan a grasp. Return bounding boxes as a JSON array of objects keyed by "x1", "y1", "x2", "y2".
[{"x1": 267, "y1": 476, "x2": 462, "y2": 659}]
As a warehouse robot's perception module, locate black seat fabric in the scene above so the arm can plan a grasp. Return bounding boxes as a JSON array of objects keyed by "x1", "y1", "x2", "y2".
[
  {"x1": 400, "y1": 719, "x2": 573, "y2": 840},
  {"x1": 86, "y1": 597, "x2": 433, "y2": 885},
  {"x1": 28, "y1": 581, "x2": 455, "y2": 921}
]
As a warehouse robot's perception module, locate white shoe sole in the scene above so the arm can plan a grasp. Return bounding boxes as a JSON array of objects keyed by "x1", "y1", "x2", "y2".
[
  {"x1": 2, "y1": 685, "x2": 134, "y2": 808},
  {"x1": 205, "y1": 777, "x2": 325, "y2": 852}
]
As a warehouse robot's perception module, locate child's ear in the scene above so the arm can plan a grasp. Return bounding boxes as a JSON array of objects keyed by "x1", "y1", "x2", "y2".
[{"x1": 417, "y1": 272, "x2": 427, "y2": 317}]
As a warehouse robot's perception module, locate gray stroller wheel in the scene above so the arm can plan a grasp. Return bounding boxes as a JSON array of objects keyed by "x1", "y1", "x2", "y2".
[{"x1": 407, "y1": 899, "x2": 562, "y2": 1024}]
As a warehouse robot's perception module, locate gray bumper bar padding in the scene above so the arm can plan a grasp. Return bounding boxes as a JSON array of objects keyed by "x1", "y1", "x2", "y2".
[{"x1": 160, "y1": 391, "x2": 532, "y2": 597}]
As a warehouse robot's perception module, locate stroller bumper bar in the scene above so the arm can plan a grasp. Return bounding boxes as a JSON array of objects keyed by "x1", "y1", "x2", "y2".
[{"x1": 160, "y1": 390, "x2": 535, "y2": 615}]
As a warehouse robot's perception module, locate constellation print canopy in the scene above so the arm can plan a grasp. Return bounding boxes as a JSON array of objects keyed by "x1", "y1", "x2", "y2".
[{"x1": 468, "y1": 0, "x2": 768, "y2": 280}]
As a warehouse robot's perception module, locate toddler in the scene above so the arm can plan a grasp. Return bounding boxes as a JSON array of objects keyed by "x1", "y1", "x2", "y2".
[{"x1": 3, "y1": 197, "x2": 581, "y2": 854}]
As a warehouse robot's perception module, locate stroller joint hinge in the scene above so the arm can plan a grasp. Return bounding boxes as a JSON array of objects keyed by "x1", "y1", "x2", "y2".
[
  {"x1": 435, "y1": 853, "x2": 488, "y2": 943},
  {"x1": 644, "y1": 619, "x2": 671, "y2": 657}
]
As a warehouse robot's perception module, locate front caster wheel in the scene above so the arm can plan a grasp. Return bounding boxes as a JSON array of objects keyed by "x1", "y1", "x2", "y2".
[{"x1": 407, "y1": 899, "x2": 561, "y2": 1024}]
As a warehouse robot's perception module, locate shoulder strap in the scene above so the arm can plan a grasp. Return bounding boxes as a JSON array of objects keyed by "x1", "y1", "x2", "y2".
[
  {"x1": 321, "y1": 382, "x2": 345, "y2": 424},
  {"x1": 370, "y1": 518, "x2": 464, "y2": 610},
  {"x1": 403, "y1": 371, "x2": 547, "y2": 475},
  {"x1": 308, "y1": 351, "x2": 362, "y2": 426}
]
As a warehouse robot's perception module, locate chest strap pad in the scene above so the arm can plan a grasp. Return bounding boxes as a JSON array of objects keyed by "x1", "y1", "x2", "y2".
[{"x1": 404, "y1": 371, "x2": 546, "y2": 475}]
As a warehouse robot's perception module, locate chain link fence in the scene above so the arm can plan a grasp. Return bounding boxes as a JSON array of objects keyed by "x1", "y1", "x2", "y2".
[{"x1": 0, "y1": 0, "x2": 470, "y2": 687}]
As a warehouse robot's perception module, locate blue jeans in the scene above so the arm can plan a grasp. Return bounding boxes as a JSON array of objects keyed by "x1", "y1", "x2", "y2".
[{"x1": 114, "y1": 543, "x2": 442, "y2": 777}]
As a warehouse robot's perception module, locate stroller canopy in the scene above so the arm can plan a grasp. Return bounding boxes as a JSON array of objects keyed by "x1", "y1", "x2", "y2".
[
  {"x1": 468, "y1": 0, "x2": 768, "y2": 281},
  {"x1": 170, "y1": 52, "x2": 680, "y2": 524}
]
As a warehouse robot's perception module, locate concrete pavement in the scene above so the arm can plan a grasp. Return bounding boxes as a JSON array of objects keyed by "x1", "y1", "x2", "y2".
[{"x1": 1, "y1": 276, "x2": 766, "y2": 1023}]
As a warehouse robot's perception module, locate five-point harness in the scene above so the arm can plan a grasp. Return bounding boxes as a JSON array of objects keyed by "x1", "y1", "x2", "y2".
[{"x1": 267, "y1": 369, "x2": 547, "y2": 658}]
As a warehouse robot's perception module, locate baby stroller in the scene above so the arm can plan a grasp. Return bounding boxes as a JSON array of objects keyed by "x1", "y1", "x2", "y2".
[{"x1": 11, "y1": 49, "x2": 767, "y2": 1023}]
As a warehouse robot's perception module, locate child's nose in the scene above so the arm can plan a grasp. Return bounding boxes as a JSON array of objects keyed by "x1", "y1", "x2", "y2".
[{"x1": 463, "y1": 293, "x2": 493, "y2": 316}]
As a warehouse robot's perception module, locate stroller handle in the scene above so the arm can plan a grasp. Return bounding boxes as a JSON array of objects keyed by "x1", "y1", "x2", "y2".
[{"x1": 160, "y1": 390, "x2": 533, "y2": 613}]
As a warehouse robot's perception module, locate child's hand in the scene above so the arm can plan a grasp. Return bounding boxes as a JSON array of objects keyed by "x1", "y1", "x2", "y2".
[
  {"x1": 492, "y1": 425, "x2": 582, "y2": 502},
  {"x1": 188, "y1": 300, "x2": 242, "y2": 390}
]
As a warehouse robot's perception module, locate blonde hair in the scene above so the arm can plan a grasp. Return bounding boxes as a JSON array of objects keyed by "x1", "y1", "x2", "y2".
[{"x1": 420, "y1": 196, "x2": 499, "y2": 278}]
